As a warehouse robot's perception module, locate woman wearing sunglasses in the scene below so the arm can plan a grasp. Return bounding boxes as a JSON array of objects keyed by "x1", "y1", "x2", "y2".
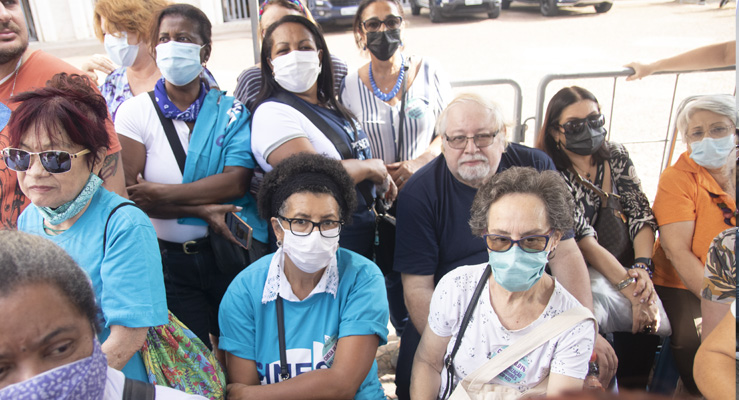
[
  {"x1": 651, "y1": 95, "x2": 736, "y2": 397},
  {"x1": 7, "y1": 73, "x2": 167, "y2": 382},
  {"x1": 219, "y1": 153, "x2": 389, "y2": 400},
  {"x1": 536, "y1": 86, "x2": 660, "y2": 390},
  {"x1": 411, "y1": 167, "x2": 596, "y2": 399},
  {"x1": 251, "y1": 15, "x2": 395, "y2": 259}
]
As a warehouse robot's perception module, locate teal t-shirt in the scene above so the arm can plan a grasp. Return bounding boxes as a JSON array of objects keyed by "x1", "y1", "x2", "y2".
[
  {"x1": 219, "y1": 248, "x2": 389, "y2": 399},
  {"x1": 18, "y1": 187, "x2": 168, "y2": 381}
]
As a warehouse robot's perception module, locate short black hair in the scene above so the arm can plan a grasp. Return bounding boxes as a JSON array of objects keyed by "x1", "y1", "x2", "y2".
[{"x1": 258, "y1": 153, "x2": 357, "y2": 223}]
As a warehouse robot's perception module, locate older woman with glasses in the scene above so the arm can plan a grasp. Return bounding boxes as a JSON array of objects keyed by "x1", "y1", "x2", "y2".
[
  {"x1": 410, "y1": 167, "x2": 596, "y2": 399},
  {"x1": 5, "y1": 73, "x2": 167, "y2": 382},
  {"x1": 219, "y1": 153, "x2": 389, "y2": 400},
  {"x1": 536, "y1": 86, "x2": 660, "y2": 390},
  {"x1": 651, "y1": 94, "x2": 737, "y2": 397}
]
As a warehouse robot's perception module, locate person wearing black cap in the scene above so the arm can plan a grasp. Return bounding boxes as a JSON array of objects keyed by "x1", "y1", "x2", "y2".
[{"x1": 218, "y1": 153, "x2": 389, "y2": 400}]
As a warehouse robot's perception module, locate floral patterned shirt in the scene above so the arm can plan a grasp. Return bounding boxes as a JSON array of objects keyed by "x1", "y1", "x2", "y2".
[
  {"x1": 559, "y1": 142, "x2": 658, "y2": 241},
  {"x1": 701, "y1": 227, "x2": 737, "y2": 304}
]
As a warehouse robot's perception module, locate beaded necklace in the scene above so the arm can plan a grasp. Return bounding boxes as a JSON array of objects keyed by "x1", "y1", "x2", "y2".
[
  {"x1": 369, "y1": 54, "x2": 404, "y2": 102},
  {"x1": 708, "y1": 192, "x2": 737, "y2": 227}
]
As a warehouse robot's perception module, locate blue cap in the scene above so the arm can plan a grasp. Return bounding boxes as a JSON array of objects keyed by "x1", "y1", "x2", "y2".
[{"x1": 0, "y1": 102, "x2": 10, "y2": 131}]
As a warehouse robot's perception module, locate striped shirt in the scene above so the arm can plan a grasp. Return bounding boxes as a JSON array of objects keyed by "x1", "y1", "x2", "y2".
[
  {"x1": 340, "y1": 57, "x2": 452, "y2": 164},
  {"x1": 233, "y1": 54, "x2": 349, "y2": 111}
]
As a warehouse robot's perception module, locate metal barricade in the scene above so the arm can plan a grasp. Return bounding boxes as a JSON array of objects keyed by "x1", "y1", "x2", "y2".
[
  {"x1": 533, "y1": 66, "x2": 735, "y2": 173},
  {"x1": 451, "y1": 78, "x2": 525, "y2": 142},
  {"x1": 224, "y1": 0, "x2": 251, "y2": 21}
]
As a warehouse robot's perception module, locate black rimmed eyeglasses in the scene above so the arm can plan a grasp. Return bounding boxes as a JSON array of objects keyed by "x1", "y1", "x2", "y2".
[
  {"x1": 483, "y1": 230, "x2": 554, "y2": 253},
  {"x1": 278, "y1": 215, "x2": 344, "y2": 238},
  {"x1": 362, "y1": 15, "x2": 403, "y2": 32}
]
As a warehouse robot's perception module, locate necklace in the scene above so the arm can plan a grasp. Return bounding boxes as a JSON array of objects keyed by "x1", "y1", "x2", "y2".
[
  {"x1": 572, "y1": 163, "x2": 593, "y2": 180},
  {"x1": 369, "y1": 54, "x2": 404, "y2": 102}
]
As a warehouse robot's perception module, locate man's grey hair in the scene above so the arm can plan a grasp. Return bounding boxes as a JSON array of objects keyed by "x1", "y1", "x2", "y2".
[
  {"x1": 469, "y1": 167, "x2": 574, "y2": 237},
  {"x1": 0, "y1": 230, "x2": 101, "y2": 333},
  {"x1": 676, "y1": 94, "x2": 737, "y2": 142},
  {"x1": 435, "y1": 92, "x2": 508, "y2": 140}
]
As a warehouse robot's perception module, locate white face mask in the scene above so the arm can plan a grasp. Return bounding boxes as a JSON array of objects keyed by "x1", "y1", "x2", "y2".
[
  {"x1": 271, "y1": 50, "x2": 321, "y2": 94},
  {"x1": 104, "y1": 32, "x2": 138, "y2": 67},
  {"x1": 689, "y1": 134, "x2": 736, "y2": 170},
  {"x1": 280, "y1": 223, "x2": 339, "y2": 274},
  {"x1": 156, "y1": 41, "x2": 204, "y2": 86}
]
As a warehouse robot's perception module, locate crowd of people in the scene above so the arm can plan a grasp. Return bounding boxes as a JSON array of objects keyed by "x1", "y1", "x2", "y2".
[{"x1": 0, "y1": 0, "x2": 735, "y2": 399}]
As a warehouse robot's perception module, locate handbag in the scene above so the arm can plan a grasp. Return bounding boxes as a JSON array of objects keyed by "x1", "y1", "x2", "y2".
[
  {"x1": 149, "y1": 91, "x2": 249, "y2": 275},
  {"x1": 571, "y1": 168, "x2": 633, "y2": 267},
  {"x1": 140, "y1": 311, "x2": 227, "y2": 400},
  {"x1": 102, "y1": 203, "x2": 227, "y2": 400},
  {"x1": 443, "y1": 266, "x2": 597, "y2": 400}
]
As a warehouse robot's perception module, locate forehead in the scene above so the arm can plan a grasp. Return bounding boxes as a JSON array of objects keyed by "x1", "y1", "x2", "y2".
[
  {"x1": 446, "y1": 102, "x2": 496, "y2": 133},
  {"x1": 283, "y1": 191, "x2": 340, "y2": 216},
  {"x1": 487, "y1": 193, "x2": 548, "y2": 230},
  {"x1": 159, "y1": 14, "x2": 201, "y2": 37},
  {"x1": 687, "y1": 109, "x2": 732, "y2": 126},
  {"x1": 363, "y1": 0, "x2": 400, "y2": 18},
  {"x1": 559, "y1": 100, "x2": 599, "y2": 121},
  {"x1": 271, "y1": 22, "x2": 315, "y2": 44},
  {"x1": 17, "y1": 122, "x2": 75, "y2": 149}
]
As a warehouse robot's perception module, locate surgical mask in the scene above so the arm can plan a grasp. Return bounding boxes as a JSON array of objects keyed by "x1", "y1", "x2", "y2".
[
  {"x1": 689, "y1": 135, "x2": 736, "y2": 170},
  {"x1": 280, "y1": 224, "x2": 339, "y2": 273},
  {"x1": 104, "y1": 32, "x2": 138, "y2": 67},
  {"x1": 488, "y1": 246, "x2": 549, "y2": 292},
  {"x1": 156, "y1": 41, "x2": 204, "y2": 86},
  {"x1": 0, "y1": 339, "x2": 108, "y2": 400},
  {"x1": 366, "y1": 29, "x2": 401, "y2": 61},
  {"x1": 563, "y1": 127, "x2": 606, "y2": 156},
  {"x1": 271, "y1": 50, "x2": 321, "y2": 94}
]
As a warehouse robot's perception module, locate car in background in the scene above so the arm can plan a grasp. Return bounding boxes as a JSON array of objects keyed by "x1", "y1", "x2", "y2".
[
  {"x1": 306, "y1": 0, "x2": 360, "y2": 24},
  {"x1": 410, "y1": 0, "x2": 501, "y2": 23},
  {"x1": 502, "y1": 0, "x2": 612, "y2": 16}
]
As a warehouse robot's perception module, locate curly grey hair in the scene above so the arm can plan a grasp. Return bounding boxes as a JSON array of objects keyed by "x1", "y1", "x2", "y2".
[
  {"x1": 469, "y1": 167, "x2": 574, "y2": 237},
  {"x1": 677, "y1": 94, "x2": 737, "y2": 142},
  {"x1": 0, "y1": 230, "x2": 101, "y2": 333}
]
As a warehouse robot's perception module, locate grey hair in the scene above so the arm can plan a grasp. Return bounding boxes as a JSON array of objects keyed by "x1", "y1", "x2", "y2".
[
  {"x1": 0, "y1": 230, "x2": 101, "y2": 333},
  {"x1": 676, "y1": 94, "x2": 737, "y2": 142},
  {"x1": 435, "y1": 92, "x2": 508, "y2": 141},
  {"x1": 469, "y1": 167, "x2": 574, "y2": 236}
]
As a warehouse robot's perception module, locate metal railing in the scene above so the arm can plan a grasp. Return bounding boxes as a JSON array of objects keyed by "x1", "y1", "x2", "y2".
[
  {"x1": 224, "y1": 0, "x2": 251, "y2": 21},
  {"x1": 534, "y1": 66, "x2": 735, "y2": 173},
  {"x1": 451, "y1": 78, "x2": 525, "y2": 142}
]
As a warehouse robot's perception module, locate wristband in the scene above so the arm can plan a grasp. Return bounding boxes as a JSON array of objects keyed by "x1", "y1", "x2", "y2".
[
  {"x1": 633, "y1": 257, "x2": 654, "y2": 272},
  {"x1": 630, "y1": 263, "x2": 653, "y2": 279},
  {"x1": 614, "y1": 276, "x2": 636, "y2": 291}
]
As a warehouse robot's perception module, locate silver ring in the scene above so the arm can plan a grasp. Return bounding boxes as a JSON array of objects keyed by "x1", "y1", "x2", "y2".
[{"x1": 398, "y1": 176, "x2": 406, "y2": 183}]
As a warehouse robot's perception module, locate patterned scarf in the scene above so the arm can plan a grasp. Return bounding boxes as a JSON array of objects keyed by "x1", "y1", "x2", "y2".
[
  {"x1": 0, "y1": 339, "x2": 108, "y2": 400},
  {"x1": 153, "y1": 77, "x2": 208, "y2": 122},
  {"x1": 36, "y1": 173, "x2": 103, "y2": 226}
]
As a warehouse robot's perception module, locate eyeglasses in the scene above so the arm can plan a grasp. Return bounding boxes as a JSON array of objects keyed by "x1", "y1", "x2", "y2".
[
  {"x1": 557, "y1": 114, "x2": 606, "y2": 135},
  {"x1": 278, "y1": 215, "x2": 343, "y2": 238},
  {"x1": 483, "y1": 230, "x2": 554, "y2": 253},
  {"x1": 686, "y1": 124, "x2": 736, "y2": 141},
  {"x1": 1, "y1": 148, "x2": 91, "y2": 174},
  {"x1": 444, "y1": 132, "x2": 498, "y2": 149},
  {"x1": 362, "y1": 16, "x2": 403, "y2": 32}
]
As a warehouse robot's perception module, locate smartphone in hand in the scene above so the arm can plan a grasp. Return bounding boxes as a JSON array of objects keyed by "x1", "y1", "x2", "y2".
[{"x1": 226, "y1": 212, "x2": 252, "y2": 250}]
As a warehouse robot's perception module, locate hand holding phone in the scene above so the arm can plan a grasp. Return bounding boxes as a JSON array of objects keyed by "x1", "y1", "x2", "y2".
[{"x1": 226, "y1": 212, "x2": 253, "y2": 250}]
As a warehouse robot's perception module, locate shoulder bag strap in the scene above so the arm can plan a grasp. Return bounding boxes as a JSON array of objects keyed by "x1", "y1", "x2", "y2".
[
  {"x1": 271, "y1": 91, "x2": 353, "y2": 160},
  {"x1": 461, "y1": 306, "x2": 596, "y2": 392},
  {"x1": 569, "y1": 167, "x2": 608, "y2": 203},
  {"x1": 276, "y1": 295, "x2": 290, "y2": 381},
  {"x1": 441, "y1": 264, "x2": 492, "y2": 400},
  {"x1": 396, "y1": 58, "x2": 410, "y2": 163},
  {"x1": 103, "y1": 202, "x2": 140, "y2": 252},
  {"x1": 123, "y1": 377, "x2": 156, "y2": 400},
  {"x1": 148, "y1": 91, "x2": 186, "y2": 174}
]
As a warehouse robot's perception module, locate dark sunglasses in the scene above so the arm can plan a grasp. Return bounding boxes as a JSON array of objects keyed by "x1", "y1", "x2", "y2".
[
  {"x1": 1, "y1": 147, "x2": 90, "y2": 174},
  {"x1": 362, "y1": 16, "x2": 403, "y2": 32},
  {"x1": 557, "y1": 114, "x2": 606, "y2": 135}
]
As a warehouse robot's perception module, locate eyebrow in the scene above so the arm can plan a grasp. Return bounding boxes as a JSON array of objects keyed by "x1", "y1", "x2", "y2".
[
  {"x1": 488, "y1": 228, "x2": 549, "y2": 236},
  {"x1": 0, "y1": 326, "x2": 78, "y2": 358}
]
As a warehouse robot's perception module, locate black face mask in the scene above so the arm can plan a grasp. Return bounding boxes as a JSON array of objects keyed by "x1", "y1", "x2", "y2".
[
  {"x1": 366, "y1": 29, "x2": 401, "y2": 61},
  {"x1": 563, "y1": 127, "x2": 606, "y2": 156}
]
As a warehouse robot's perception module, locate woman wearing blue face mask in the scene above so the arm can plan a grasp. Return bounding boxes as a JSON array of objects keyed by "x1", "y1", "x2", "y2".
[
  {"x1": 536, "y1": 86, "x2": 661, "y2": 390},
  {"x1": 411, "y1": 167, "x2": 597, "y2": 399},
  {"x1": 114, "y1": 4, "x2": 268, "y2": 350},
  {"x1": 219, "y1": 153, "x2": 389, "y2": 400},
  {"x1": 651, "y1": 94, "x2": 737, "y2": 397},
  {"x1": 251, "y1": 15, "x2": 396, "y2": 259}
]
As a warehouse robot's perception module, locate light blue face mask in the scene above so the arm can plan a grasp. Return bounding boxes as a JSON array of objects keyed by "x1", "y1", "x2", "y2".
[
  {"x1": 156, "y1": 41, "x2": 204, "y2": 86},
  {"x1": 689, "y1": 134, "x2": 736, "y2": 170},
  {"x1": 488, "y1": 246, "x2": 549, "y2": 292}
]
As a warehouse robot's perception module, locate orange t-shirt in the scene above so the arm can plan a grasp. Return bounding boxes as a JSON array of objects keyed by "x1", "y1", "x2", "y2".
[
  {"x1": 652, "y1": 152, "x2": 736, "y2": 289},
  {"x1": 0, "y1": 50, "x2": 121, "y2": 229}
]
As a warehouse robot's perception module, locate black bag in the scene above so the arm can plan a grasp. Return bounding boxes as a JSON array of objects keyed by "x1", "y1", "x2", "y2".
[
  {"x1": 573, "y1": 169, "x2": 634, "y2": 267},
  {"x1": 149, "y1": 91, "x2": 248, "y2": 275}
]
